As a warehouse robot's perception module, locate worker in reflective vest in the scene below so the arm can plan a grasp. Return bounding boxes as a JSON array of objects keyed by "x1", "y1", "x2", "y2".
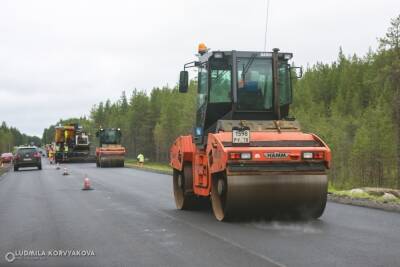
[
  {"x1": 137, "y1": 153, "x2": 144, "y2": 167},
  {"x1": 48, "y1": 149, "x2": 54, "y2": 164}
]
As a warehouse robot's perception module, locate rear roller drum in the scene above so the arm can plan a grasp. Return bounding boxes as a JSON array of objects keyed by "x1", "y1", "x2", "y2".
[{"x1": 173, "y1": 166, "x2": 195, "y2": 210}]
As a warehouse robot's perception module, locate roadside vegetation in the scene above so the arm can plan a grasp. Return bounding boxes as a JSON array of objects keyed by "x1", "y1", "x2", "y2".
[
  {"x1": 125, "y1": 159, "x2": 172, "y2": 174},
  {"x1": 42, "y1": 83, "x2": 197, "y2": 162},
  {"x1": 328, "y1": 183, "x2": 400, "y2": 204},
  {"x1": 0, "y1": 122, "x2": 41, "y2": 153},
  {"x1": 292, "y1": 15, "x2": 400, "y2": 189},
  {"x1": 41, "y1": 15, "x2": 400, "y2": 190}
]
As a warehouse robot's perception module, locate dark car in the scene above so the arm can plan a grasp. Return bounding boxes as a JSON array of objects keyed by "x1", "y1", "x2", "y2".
[
  {"x1": 13, "y1": 147, "x2": 42, "y2": 171},
  {"x1": 1, "y1": 152, "x2": 13, "y2": 163}
]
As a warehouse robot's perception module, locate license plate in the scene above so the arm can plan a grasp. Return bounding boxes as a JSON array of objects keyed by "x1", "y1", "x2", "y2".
[
  {"x1": 232, "y1": 129, "x2": 250, "y2": 144},
  {"x1": 23, "y1": 158, "x2": 32, "y2": 161}
]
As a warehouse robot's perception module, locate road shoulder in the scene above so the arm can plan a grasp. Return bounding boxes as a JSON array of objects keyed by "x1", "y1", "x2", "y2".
[
  {"x1": 125, "y1": 162, "x2": 400, "y2": 214},
  {"x1": 125, "y1": 163, "x2": 172, "y2": 175},
  {"x1": 0, "y1": 164, "x2": 11, "y2": 179},
  {"x1": 328, "y1": 193, "x2": 400, "y2": 213}
]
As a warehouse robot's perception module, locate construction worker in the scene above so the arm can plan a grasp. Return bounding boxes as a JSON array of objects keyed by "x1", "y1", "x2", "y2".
[
  {"x1": 64, "y1": 129, "x2": 68, "y2": 144},
  {"x1": 48, "y1": 147, "x2": 54, "y2": 164},
  {"x1": 63, "y1": 143, "x2": 69, "y2": 161},
  {"x1": 137, "y1": 153, "x2": 144, "y2": 167}
]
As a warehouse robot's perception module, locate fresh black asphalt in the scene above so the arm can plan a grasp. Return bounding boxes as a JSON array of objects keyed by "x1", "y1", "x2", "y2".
[{"x1": 0, "y1": 161, "x2": 399, "y2": 267}]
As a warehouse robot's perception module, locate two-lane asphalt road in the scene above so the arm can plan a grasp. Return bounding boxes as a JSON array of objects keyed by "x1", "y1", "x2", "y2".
[{"x1": 0, "y1": 161, "x2": 399, "y2": 267}]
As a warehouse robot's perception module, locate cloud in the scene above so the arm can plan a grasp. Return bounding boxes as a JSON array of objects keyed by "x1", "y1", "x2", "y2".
[{"x1": 0, "y1": 0, "x2": 399, "y2": 136}]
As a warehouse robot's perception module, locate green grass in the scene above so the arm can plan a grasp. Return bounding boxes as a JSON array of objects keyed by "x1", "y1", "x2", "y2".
[
  {"x1": 125, "y1": 159, "x2": 172, "y2": 174},
  {"x1": 328, "y1": 183, "x2": 400, "y2": 204}
]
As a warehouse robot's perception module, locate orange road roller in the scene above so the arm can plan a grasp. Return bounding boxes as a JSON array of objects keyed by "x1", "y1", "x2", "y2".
[
  {"x1": 170, "y1": 45, "x2": 331, "y2": 221},
  {"x1": 96, "y1": 128, "x2": 125, "y2": 168}
]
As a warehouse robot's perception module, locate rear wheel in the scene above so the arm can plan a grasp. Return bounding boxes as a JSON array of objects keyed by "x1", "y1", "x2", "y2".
[
  {"x1": 14, "y1": 166, "x2": 18, "y2": 172},
  {"x1": 38, "y1": 164, "x2": 42, "y2": 170},
  {"x1": 173, "y1": 164, "x2": 197, "y2": 210}
]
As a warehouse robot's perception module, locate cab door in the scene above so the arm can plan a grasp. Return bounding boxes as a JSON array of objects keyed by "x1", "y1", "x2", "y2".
[{"x1": 194, "y1": 64, "x2": 208, "y2": 146}]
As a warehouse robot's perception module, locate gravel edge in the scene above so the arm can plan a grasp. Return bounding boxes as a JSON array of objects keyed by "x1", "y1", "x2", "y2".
[
  {"x1": 328, "y1": 194, "x2": 400, "y2": 213},
  {"x1": 0, "y1": 164, "x2": 11, "y2": 179}
]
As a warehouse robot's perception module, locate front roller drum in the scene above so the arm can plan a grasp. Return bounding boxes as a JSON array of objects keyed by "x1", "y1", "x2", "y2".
[
  {"x1": 99, "y1": 157, "x2": 124, "y2": 168},
  {"x1": 211, "y1": 173, "x2": 328, "y2": 221}
]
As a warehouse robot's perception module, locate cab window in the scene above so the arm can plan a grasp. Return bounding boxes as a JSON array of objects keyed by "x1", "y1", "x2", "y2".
[
  {"x1": 279, "y1": 63, "x2": 291, "y2": 105},
  {"x1": 237, "y1": 58, "x2": 273, "y2": 110},
  {"x1": 209, "y1": 70, "x2": 231, "y2": 103}
]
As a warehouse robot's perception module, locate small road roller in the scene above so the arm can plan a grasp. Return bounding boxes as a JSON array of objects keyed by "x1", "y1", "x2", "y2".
[
  {"x1": 170, "y1": 44, "x2": 331, "y2": 221},
  {"x1": 96, "y1": 128, "x2": 125, "y2": 167}
]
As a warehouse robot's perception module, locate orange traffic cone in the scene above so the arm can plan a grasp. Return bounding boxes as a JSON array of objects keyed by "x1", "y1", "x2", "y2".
[
  {"x1": 82, "y1": 176, "x2": 92, "y2": 190},
  {"x1": 63, "y1": 167, "x2": 69, "y2": 176}
]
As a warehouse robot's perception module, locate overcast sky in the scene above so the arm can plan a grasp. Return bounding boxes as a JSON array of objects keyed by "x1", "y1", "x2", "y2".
[{"x1": 0, "y1": 0, "x2": 399, "y2": 136}]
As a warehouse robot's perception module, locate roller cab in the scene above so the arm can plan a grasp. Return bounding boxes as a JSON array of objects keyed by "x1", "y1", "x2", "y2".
[{"x1": 170, "y1": 45, "x2": 331, "y2": 221}]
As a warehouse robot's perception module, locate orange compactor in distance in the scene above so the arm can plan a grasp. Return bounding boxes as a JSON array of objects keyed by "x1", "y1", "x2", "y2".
[
  {"x1": 95, "y1": 128, "x2": 125, "y2": 167},
  {"x1": 170, "y1": 44, "x2": 331, "y2": 221}
]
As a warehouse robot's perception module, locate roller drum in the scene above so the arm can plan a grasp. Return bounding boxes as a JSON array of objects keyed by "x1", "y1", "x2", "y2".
[
  {"x1": 211, "y1": 173, "x2": 328, "y2": 221},
  {"x1": 99, "y1": 156, "x2": 124, "y2": 168}
]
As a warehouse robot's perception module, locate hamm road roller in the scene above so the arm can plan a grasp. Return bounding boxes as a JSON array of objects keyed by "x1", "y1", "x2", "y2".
[
  {"x1": 96, "y1": 128, "x2": 125, "y2": 167},
  {"x1": 170, "y1": 44, "x2": 331, "y2": 221}
]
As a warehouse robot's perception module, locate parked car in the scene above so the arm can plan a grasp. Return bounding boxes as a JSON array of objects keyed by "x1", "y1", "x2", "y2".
[
  {"x1": 13, "y1": 147, "x2": 42, "y2": 171},
  {"x1": 1, "y1": 152, "x2": 13, "y2": 163}
]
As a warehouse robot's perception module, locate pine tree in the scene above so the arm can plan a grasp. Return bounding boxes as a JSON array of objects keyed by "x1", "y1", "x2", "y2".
[{"x1": 379, "y1": 14, "x2": 400, "y2": 188}]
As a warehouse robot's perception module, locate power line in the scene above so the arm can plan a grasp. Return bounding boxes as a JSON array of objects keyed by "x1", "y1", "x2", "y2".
[{"x1": 263, "y1": 0, "x2": 271, "y2": 51}]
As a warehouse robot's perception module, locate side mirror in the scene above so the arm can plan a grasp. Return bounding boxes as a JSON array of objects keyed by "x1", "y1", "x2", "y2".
[
  {"x1": 179, "y1": 71, "x2": 189, "y2": 93},
  {"x1": 290, "y1": 66, "x2": 303, "y2": 79}
]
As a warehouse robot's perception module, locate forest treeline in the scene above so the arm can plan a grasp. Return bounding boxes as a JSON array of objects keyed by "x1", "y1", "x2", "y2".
[
  {"x1": 42, "y1": 15, "x2": 400, "y2": 189},
  {"x1": 0, "y1": 121, "x2": 41, "y2": 153},
  {"x1": 292, "y1": 15, "x2": 400, "y2": 188},
  {"x1": 42, "y1": 83, "x2": 197, "y2": 162}
]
